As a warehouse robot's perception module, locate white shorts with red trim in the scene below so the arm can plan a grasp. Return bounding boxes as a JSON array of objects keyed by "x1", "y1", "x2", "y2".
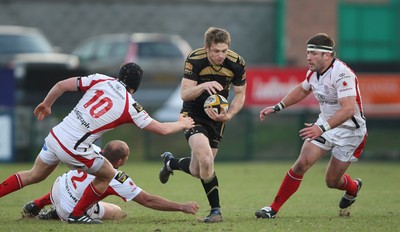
[
  {"x1": 311, "y1": 121, "x2": 367, "y2": 163},
  {"x1": 38, "y1": 133, "x2": 104, "y2": 173}
]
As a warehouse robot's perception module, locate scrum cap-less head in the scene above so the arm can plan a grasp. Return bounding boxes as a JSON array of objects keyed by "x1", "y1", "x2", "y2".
[
  {"x1": 307, "y1": 44, "x2": 333, "y2": 53},
  {"x1": 306, "y1": 33, "x2": 335, "y2": 54}
]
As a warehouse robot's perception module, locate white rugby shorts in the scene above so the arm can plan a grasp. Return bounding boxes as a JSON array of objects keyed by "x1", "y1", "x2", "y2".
[
  {"x1": 38, "y1": 133, "x2": 104, "y2": 173},
  {"x1": 311, "y1": 119, "x2": 367, "y2": 162}
]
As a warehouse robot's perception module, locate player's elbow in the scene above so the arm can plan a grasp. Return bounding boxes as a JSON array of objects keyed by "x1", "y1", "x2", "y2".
[{"x1": 181, "y1": 94, "x2": 193, "y2": 102}]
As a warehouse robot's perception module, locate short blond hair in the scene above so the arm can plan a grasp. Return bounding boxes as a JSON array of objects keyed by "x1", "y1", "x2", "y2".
[{"x1": 204, "y1": 27, "x2": 231, "y2": 48}]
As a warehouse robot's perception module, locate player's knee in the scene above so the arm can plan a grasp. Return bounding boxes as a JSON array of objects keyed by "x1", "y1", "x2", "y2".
[
  {"x1": 104, "y1": 204, "x2": 127, "y2": 220},
  {"x1": 190, "y1": 169, "x2": 201, "y2": 178},
  {"x1": 199, "y1": 165, "x2": 214, "y2": 180},
  {"x1": 201, "y1": 172, "x2": 214, "y2": 181},
  {"x1": 96, "y1": 164, "x2": 117, "y2": 182},
  {"x1": 292, "y1": 160, "x2": 312, "y2": 175},
  {"x1": 112, "y1": 209, "x2": 127, "y2": 220},
  {"x1": 325, "y1": 178, "x2": 340, "y2": 189}
]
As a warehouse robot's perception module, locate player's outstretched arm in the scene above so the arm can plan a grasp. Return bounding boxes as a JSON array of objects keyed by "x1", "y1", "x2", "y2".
[
  {"x1": 260, "y1": 83, "x2": 311, "y2": 122},
  {"x1": 34, "y1": 77, "x2": 79, "y2": 120},
  {"x1": 259, "y1": 105, "x2": 277, "y2": 121},
  {"x1": 144, "y1": 114, "x2": 195, "y2": 135},
  {"x1": 133, "y1": 191, "x2": 199, "y2": 214}
]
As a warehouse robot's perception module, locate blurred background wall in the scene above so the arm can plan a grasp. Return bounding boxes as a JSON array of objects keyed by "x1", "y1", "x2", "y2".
[
  {"x1": 0, "y1": 0, "x2": 399, "y2": 162},
  {"x1": 0, "y1": 0, "x2": 276, "y2": 65}
]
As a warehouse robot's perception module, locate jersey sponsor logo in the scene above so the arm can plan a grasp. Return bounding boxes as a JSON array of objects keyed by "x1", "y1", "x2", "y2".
[
  {"x1": 316, "y1": 94, "x2": 338, "y2": 105},
  {"x1": 339, "y1": 87, "x2": 353, "y2": 92},
  {"x1": 184, "y1": 69, "x2": 193, "y2": 75},
  {"x1": 336, "y1": 76, "x2": 344, "y2": 83},
  {"x1": 132, "y1": 102, "x2": 144, "y2": 113},
  {"x1": 115, "y1": 83, "x2": 122, "y2": 91},
  {"x1": 184, "y1": 62, "x2": 193, "y2": 75},
  {"x1": 114, "y1": 171, "x2": 129, "y2": 184},
  {"x1": 107, "y1": 82, "x2": 125, "y2": 100},
  {"x1": 185, "y1": 62, "x2": 193, "y2": 71},
  {"x1": 319, "y1": 100, "x2": 339, "y2": 105},
  {"x1": 65, "y1": 177, "x2": 79, "y2": 203},
  {"x1": 73, "y1": 108, "x2": 90, "y2": 128}
]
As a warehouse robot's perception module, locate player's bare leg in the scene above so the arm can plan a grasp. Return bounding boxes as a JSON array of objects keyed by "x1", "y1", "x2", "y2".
[
  {"x1": 325, "y1": 156, "x2": 362, "y2": 217},
  {"x1": 190, "y1": 139, "x2": 222, "y2": 223},
  {"x1": 0, "y1": 157, "x2": 58, "y2": 198}
]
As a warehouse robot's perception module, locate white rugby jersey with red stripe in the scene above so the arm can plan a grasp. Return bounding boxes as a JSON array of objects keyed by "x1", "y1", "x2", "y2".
[
  {"x1": 302, "y1": 58, "x2": 366, "y2": 129},
  {"x1": 51, "y1": 73, "x2": 152, "y2": 150},
  {"x1": 57, "y1": 169, "x2": 142, "y2": 214}
]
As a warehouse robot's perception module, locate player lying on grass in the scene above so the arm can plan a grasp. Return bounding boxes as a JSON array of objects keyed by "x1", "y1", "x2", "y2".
[{"x1": 22, "y1": 140, "x2": 199, "y2": 221}]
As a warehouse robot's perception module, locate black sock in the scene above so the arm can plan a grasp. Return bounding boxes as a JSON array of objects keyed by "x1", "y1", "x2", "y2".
[
  {"x1": 201, "y1": 173, "x2": 220, "y2": 209},
  {"x1": 169, "y1": 157, "x2": 191, "y2": 175}
]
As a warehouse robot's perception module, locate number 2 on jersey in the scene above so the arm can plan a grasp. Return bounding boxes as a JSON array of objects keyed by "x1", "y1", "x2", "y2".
[
  {"x1": 84, "y1": 90, "x2": 113, "y2": 118},
  {"x1": 70, "y1": 170, "x2": 88, "y2": 189}
]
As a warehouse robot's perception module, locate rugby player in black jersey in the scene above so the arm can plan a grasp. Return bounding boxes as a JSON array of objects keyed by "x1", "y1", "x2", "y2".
[{"x1": 158, "y1": 27, "x2": 246, "y2": 223}]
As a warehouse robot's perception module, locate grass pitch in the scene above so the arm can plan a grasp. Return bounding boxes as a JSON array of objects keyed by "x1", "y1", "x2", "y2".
[{"x1": 0, "y1": 161, "x2": 399, "y2": 232}]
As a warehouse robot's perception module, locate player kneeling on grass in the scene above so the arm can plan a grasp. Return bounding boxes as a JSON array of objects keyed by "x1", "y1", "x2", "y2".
[
  {"x1": 23, "y1": 140, "x2": 199, "y2": 221},
  {"x1": 255, "y1": 33, "x2": 367, "y2": 219}
]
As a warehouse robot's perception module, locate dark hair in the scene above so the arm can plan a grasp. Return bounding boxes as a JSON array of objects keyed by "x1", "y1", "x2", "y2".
[
  {"x1": 118, "y1": 62, "x2": 143, "y2": 92},
  {"x1": 204, "y1": 27, "x2": 231, "y2": 48},
  {"x1": 307, "y1": 33, "x2": 336, "y2": 56}
]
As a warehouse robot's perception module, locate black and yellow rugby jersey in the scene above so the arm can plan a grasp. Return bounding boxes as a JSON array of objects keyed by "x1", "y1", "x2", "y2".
[{"x1": 181, "y1": 47, "x2": 246, "y2": 122}]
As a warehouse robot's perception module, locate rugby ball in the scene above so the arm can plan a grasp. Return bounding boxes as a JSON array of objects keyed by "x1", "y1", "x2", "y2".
[{"x1": 203, "y1": 94, "x2": 229, "y2": 114}]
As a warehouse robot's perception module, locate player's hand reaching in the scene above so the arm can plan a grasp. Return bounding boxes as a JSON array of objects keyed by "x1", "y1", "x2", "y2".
[
  {"x1": 201, "y1": 81, "x2": 223, "y2": 95},
  {"x1": 34, "y1": 102, "x2": 52, "y2": 121},
  {"x1": 178, "y1": 114, "x2": 195, "y2": 130},
  {"x1": 181, "y1": 201, "x2": 199, "y2": 214},
  {"x1": 299, "y1": 123, "x2": 323, "y2": 141},
  {"x1": 260, "y1": 101, "x2": 286, "y2": 121},
  {"x1": 259, "y1": 106, "x2": 275, "y2": 121}
]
